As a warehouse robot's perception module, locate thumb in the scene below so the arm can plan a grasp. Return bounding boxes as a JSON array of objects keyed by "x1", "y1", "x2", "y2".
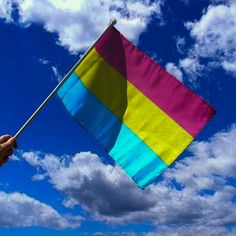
[{"x1": 1, "y1": 137, "x2": 16, "y2": 150}]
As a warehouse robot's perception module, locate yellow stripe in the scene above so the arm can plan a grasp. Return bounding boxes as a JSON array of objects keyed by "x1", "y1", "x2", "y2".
[{"x1": 75, "y1": 48, "x2": 193, "y2": 165}]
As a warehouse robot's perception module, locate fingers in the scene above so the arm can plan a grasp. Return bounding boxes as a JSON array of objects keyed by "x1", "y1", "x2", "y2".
[
  {"x1": 0, "y1": 134, "x2": 12, "y2": 144},
  {"x1": 1, "y1": 137, "x2": 17, "y2": 150},
  {"x1": 0, "y1": 135, "x2": 17, "y2": 167},
  {"x1": 12, "y1": 137, "x2": 17, "y2": 148},
  {"x1": 6, "y1": 148, "x2": 13, "y2": 156}
]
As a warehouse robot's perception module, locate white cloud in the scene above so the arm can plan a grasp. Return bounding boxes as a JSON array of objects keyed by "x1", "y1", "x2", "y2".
[
  {"x1": 179, "y1": 57, "x2": 204, "y2": 82},
  {"x1": 176, "y1": 36, "x2": 186, "y2": 54},
  {"x1": 222, "y1": 60, "x2": 236, "y2": 75},
  {"x1": 183, "y1": 2, "x2": 236, "y2": 77},
  {"x1": 38, "y1": 58, "x2": 62, "y2": 82},
  {"x1": 1, "y1": 0, "x2": 162, "y2": 53},
  {"x1": 22, "y1": 151, "x2": 156, "y2": 219},
  {"x1": 0, "y1": 0, "x2": 13, "y2": 22},
  {"x1": 165, "y1": 62, "x2": 183, "y2": 82},
  {"x1": 146, "y1": 226, "x2": 236, "y2": 236},
  {"x1": 38, "y1": 58, "x2": 50, "y2": 65},
  {"x1": 166, "y1": 124, "x2": 236, "y2": 189},
  {"x1": 52, "y1": 66, "x2": 62, "y2": 82},
  {"x1": 10, "y1": 154, "x2": 20, "y2": 161},
  {"x1": 0, "y1": 191, "x2": 81, "y2": 228},
  {"x1": 210, "y1": 0, "x2": 232, "y2": 4},
  {"x1": 20, "y1": 124, "x2": 236, "y2": 234}
]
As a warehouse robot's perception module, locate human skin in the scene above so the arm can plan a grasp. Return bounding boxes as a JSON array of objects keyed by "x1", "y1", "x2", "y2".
[{"x1": 0, "y1": 135, "x2": 17, "y2": 166}]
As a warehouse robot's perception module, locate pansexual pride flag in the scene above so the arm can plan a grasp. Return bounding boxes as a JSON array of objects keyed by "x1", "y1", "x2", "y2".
[{"x1": 57, "y1": 26, "x2": 215, "y2": 189}]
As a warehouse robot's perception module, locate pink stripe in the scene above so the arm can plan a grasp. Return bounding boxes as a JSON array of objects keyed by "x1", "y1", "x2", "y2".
[{"x1": 95, "y1": 27, "x2": 215, "y2": 137}]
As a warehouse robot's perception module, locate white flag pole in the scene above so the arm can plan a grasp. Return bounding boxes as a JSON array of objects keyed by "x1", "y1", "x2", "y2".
[{"x1": 14, "y1": 18, "x2": 117, "y2": 139}]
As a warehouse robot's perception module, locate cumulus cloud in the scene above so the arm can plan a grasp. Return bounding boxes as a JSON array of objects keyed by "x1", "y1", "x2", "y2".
[
  {"x1": 179, "y1": 57, "x2": 204, "y2": 83},
  {"x1": 182, "y1": 1, "x2": 236, "y2": 78},
  {"x1": 21, "y1": 124, "x2": 236, "y2": 234},
  {"x1": 210, "y1": 0, "x2": 233, "y2": 4},
  {"x1": 22, "y1": 151, "x2": 156, "y2": 220},
  {"x1": 166, "y1": 124, "x2": 236, "y2": 189},
  {"x1": 146, "y1": 226, "x2": 236, "y2": 236},
  {"x1": 165, "y1": 58, "x2": 202, "y2": 85},
  {"x1": 0, "y1": 191, "x2": 81, "y2": 228},
  {"x1": 1, "y1": 0, "x2": 162, "y2": 53},
  {"x1": 0, "y1": 0, "x2": 13, "y2": 22},
  {"x1": 165, "y1": 62, "x2": 183, "y2": 82}
]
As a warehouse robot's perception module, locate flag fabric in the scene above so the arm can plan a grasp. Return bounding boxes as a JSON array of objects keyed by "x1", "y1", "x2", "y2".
[{"x1": 57, "y1": 26, "x2": 215, "y2": 189}]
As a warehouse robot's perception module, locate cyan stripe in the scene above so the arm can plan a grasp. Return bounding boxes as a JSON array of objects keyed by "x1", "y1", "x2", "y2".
[
  {"x1": 109, "y1": 125, "x2": 168, "y2": 189},
  {"x1": 132, "y1": 158, "x2": 167, "y2": 188},
  {"x1": 58, "y1": 73, "x2": 121, "y2": 150},
  {"x1": 57, "y1": 72, "x2": 168, "y2": 189}
]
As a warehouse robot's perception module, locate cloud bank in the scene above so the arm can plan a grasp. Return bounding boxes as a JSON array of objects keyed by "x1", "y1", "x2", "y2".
[
  {"x1": 21, "y1": 124, "x2": 236, "y2": 234},
  {"x1": 0, "y1": 0, "x2": 162, "y2": 53},
  {"x1": 178, "y1": 1, "x2": 236, "y2": 82},
  {"x1": 0, "y1": 0, "x2": 13, "y2": 22},
  {"x1": 0, "y1": 191, "x2": 81, "y2": 228},
  {"x1": 186, "y1": 1, "x2": 236, "y2": 75}
]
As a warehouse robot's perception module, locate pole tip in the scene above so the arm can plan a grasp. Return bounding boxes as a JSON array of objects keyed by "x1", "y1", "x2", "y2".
[{"x1": 109, "y1": 18, "x2": 117, "y2": 26}]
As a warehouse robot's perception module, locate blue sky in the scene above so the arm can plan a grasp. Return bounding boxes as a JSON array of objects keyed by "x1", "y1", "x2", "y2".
[{"x1": 0, "y1": 0, "x2": 236, "y2": 235}]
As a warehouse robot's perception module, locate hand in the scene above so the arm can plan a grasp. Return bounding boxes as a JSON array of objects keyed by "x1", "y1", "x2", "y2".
[{"x1": 0, "y1": 135, "x2": 17, "y2": 167}]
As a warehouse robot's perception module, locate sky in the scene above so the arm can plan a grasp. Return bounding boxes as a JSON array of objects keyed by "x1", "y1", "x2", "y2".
[{"x1": 0, "y1": 0, "x2": 236, "y2": 235}]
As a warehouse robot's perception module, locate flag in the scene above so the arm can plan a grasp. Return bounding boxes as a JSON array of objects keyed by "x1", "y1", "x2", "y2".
[{"x1": 57, "y1": 26, "x2": 215, "y2": 189}]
